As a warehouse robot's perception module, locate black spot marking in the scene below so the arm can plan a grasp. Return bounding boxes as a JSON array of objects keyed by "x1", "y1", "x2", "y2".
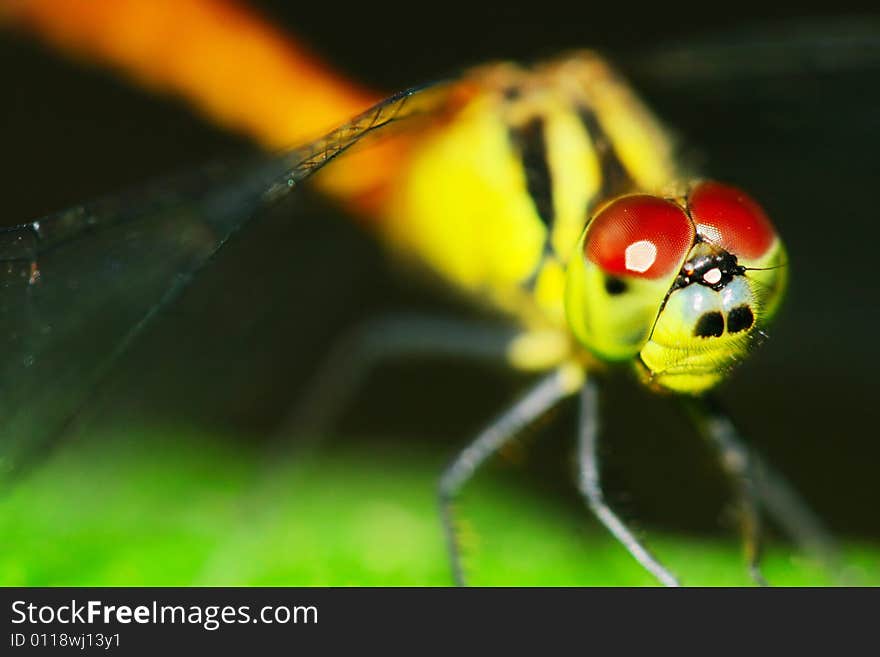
[
  {"x1": 694, "y1": 312, "x2": 725, "y2": 338},
  {"x1": 509, "y1": 118, "x2": 555, "y2": 229},
  {"x1": 727, "y1": 305, "x2": 755, "y2": 334},
  {"x1": 604, "y1": 275, "x2": 627, "y2": 295},
  {"x1": 577, "y1": 106, "x2": 633, "y2": 201},
  {"x1": 502, "y1": 86, "x2": 522, "y2": 101}
]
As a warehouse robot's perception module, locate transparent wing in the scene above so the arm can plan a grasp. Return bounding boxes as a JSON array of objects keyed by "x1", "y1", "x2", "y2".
[{"x1": 0, "y1": 81, "x2": 453, "y2": 481}]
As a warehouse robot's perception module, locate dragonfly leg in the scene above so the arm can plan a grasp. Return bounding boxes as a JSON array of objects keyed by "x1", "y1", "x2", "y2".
[
  {"x1": 749, "y1": 455, "x2": 842, "y2": 575},
  {"x1": 684, "y1": 397, "x2": 769, "y2": 585},
  {"x1": 438, "y1": 365, "x2": 583, "y2": 586},
  {"x1": 276, "y1": 314, "x2": 522, "y2": 440},
  {"x1": 577, "y1": 379, "x2": 681, "y2": 587},
  {"x1": 685, "y1": 396, "x2": 841, "y2": 581}
]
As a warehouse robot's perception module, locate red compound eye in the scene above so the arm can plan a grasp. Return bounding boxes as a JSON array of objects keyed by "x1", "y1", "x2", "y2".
[
  {"x1": 688, "y1": 181, "x2": 777, "y2": 260},
  {"x1": 584, "y1": 195, "x2": 695, "y2": 279}
]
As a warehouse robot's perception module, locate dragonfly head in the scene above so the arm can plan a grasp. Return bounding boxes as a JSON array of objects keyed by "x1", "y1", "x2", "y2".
[{"x1": 564, "y1": 181, "x2": 787, "y2": 394}]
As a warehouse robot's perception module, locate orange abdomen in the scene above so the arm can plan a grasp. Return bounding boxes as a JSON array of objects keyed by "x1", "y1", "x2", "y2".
[{"x1": 1, "y1": 0, "x2": 409, "y2": 215}]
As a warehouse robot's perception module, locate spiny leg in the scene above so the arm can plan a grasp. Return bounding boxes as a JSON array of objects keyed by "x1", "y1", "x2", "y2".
[
  {"x1": 274, "y1": 314, "x2": 522, "y2": 442},
  {"x1": 685, "y1": 396, "x2": 840, "y2": 579},
  {"x1": 438, "y1": 365, "x2": 583, "y2": 586},
  {"x1": 577, "y1": 379, "x2": 681, "y2": 587},
  {"x1": 684, "y1": 396, "x2": 767, "y2": 586},
  {"x1": 750, "y1": 454, "x2": 840, "y2": 573}
]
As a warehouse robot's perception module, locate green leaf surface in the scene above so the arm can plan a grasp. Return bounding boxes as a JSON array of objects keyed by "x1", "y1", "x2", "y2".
[{"x1": 1, "y1": 429, "x2": 877, "y2": 586}]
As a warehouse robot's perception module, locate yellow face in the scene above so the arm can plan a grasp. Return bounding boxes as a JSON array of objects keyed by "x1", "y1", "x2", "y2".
[{"x1": 565, "y1": 181, "x2": 787, "y2": 394}]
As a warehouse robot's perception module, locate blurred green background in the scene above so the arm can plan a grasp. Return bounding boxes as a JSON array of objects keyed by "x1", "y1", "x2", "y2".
[
  {"x1": 0, "y1": 1, "x2": 878, "y2": 585},
  {"x1": 3, "y1": 429, "x2": 877, "y2": 585}
]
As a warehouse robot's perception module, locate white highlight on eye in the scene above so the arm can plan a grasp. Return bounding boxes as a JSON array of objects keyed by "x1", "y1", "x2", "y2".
[
  {"x1": 697, "y1": 223, "x2": 722, "y2": 244},
  {"x1": 703, "y1": 268, "x2": 722, "y2": 285},
  {"x1": 625, "y1": 240, "x2": 657, "y2": 273}
]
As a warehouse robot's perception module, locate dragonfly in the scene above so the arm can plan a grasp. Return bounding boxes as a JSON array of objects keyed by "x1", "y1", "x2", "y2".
[{"x1": 3, "y1": 0, "x2": 877, "y2": 585}]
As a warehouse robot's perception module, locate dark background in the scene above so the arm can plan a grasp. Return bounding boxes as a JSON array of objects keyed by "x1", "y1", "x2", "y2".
[{"x1": 1, "y1": 0, "x2": 878, "y2": 540}]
